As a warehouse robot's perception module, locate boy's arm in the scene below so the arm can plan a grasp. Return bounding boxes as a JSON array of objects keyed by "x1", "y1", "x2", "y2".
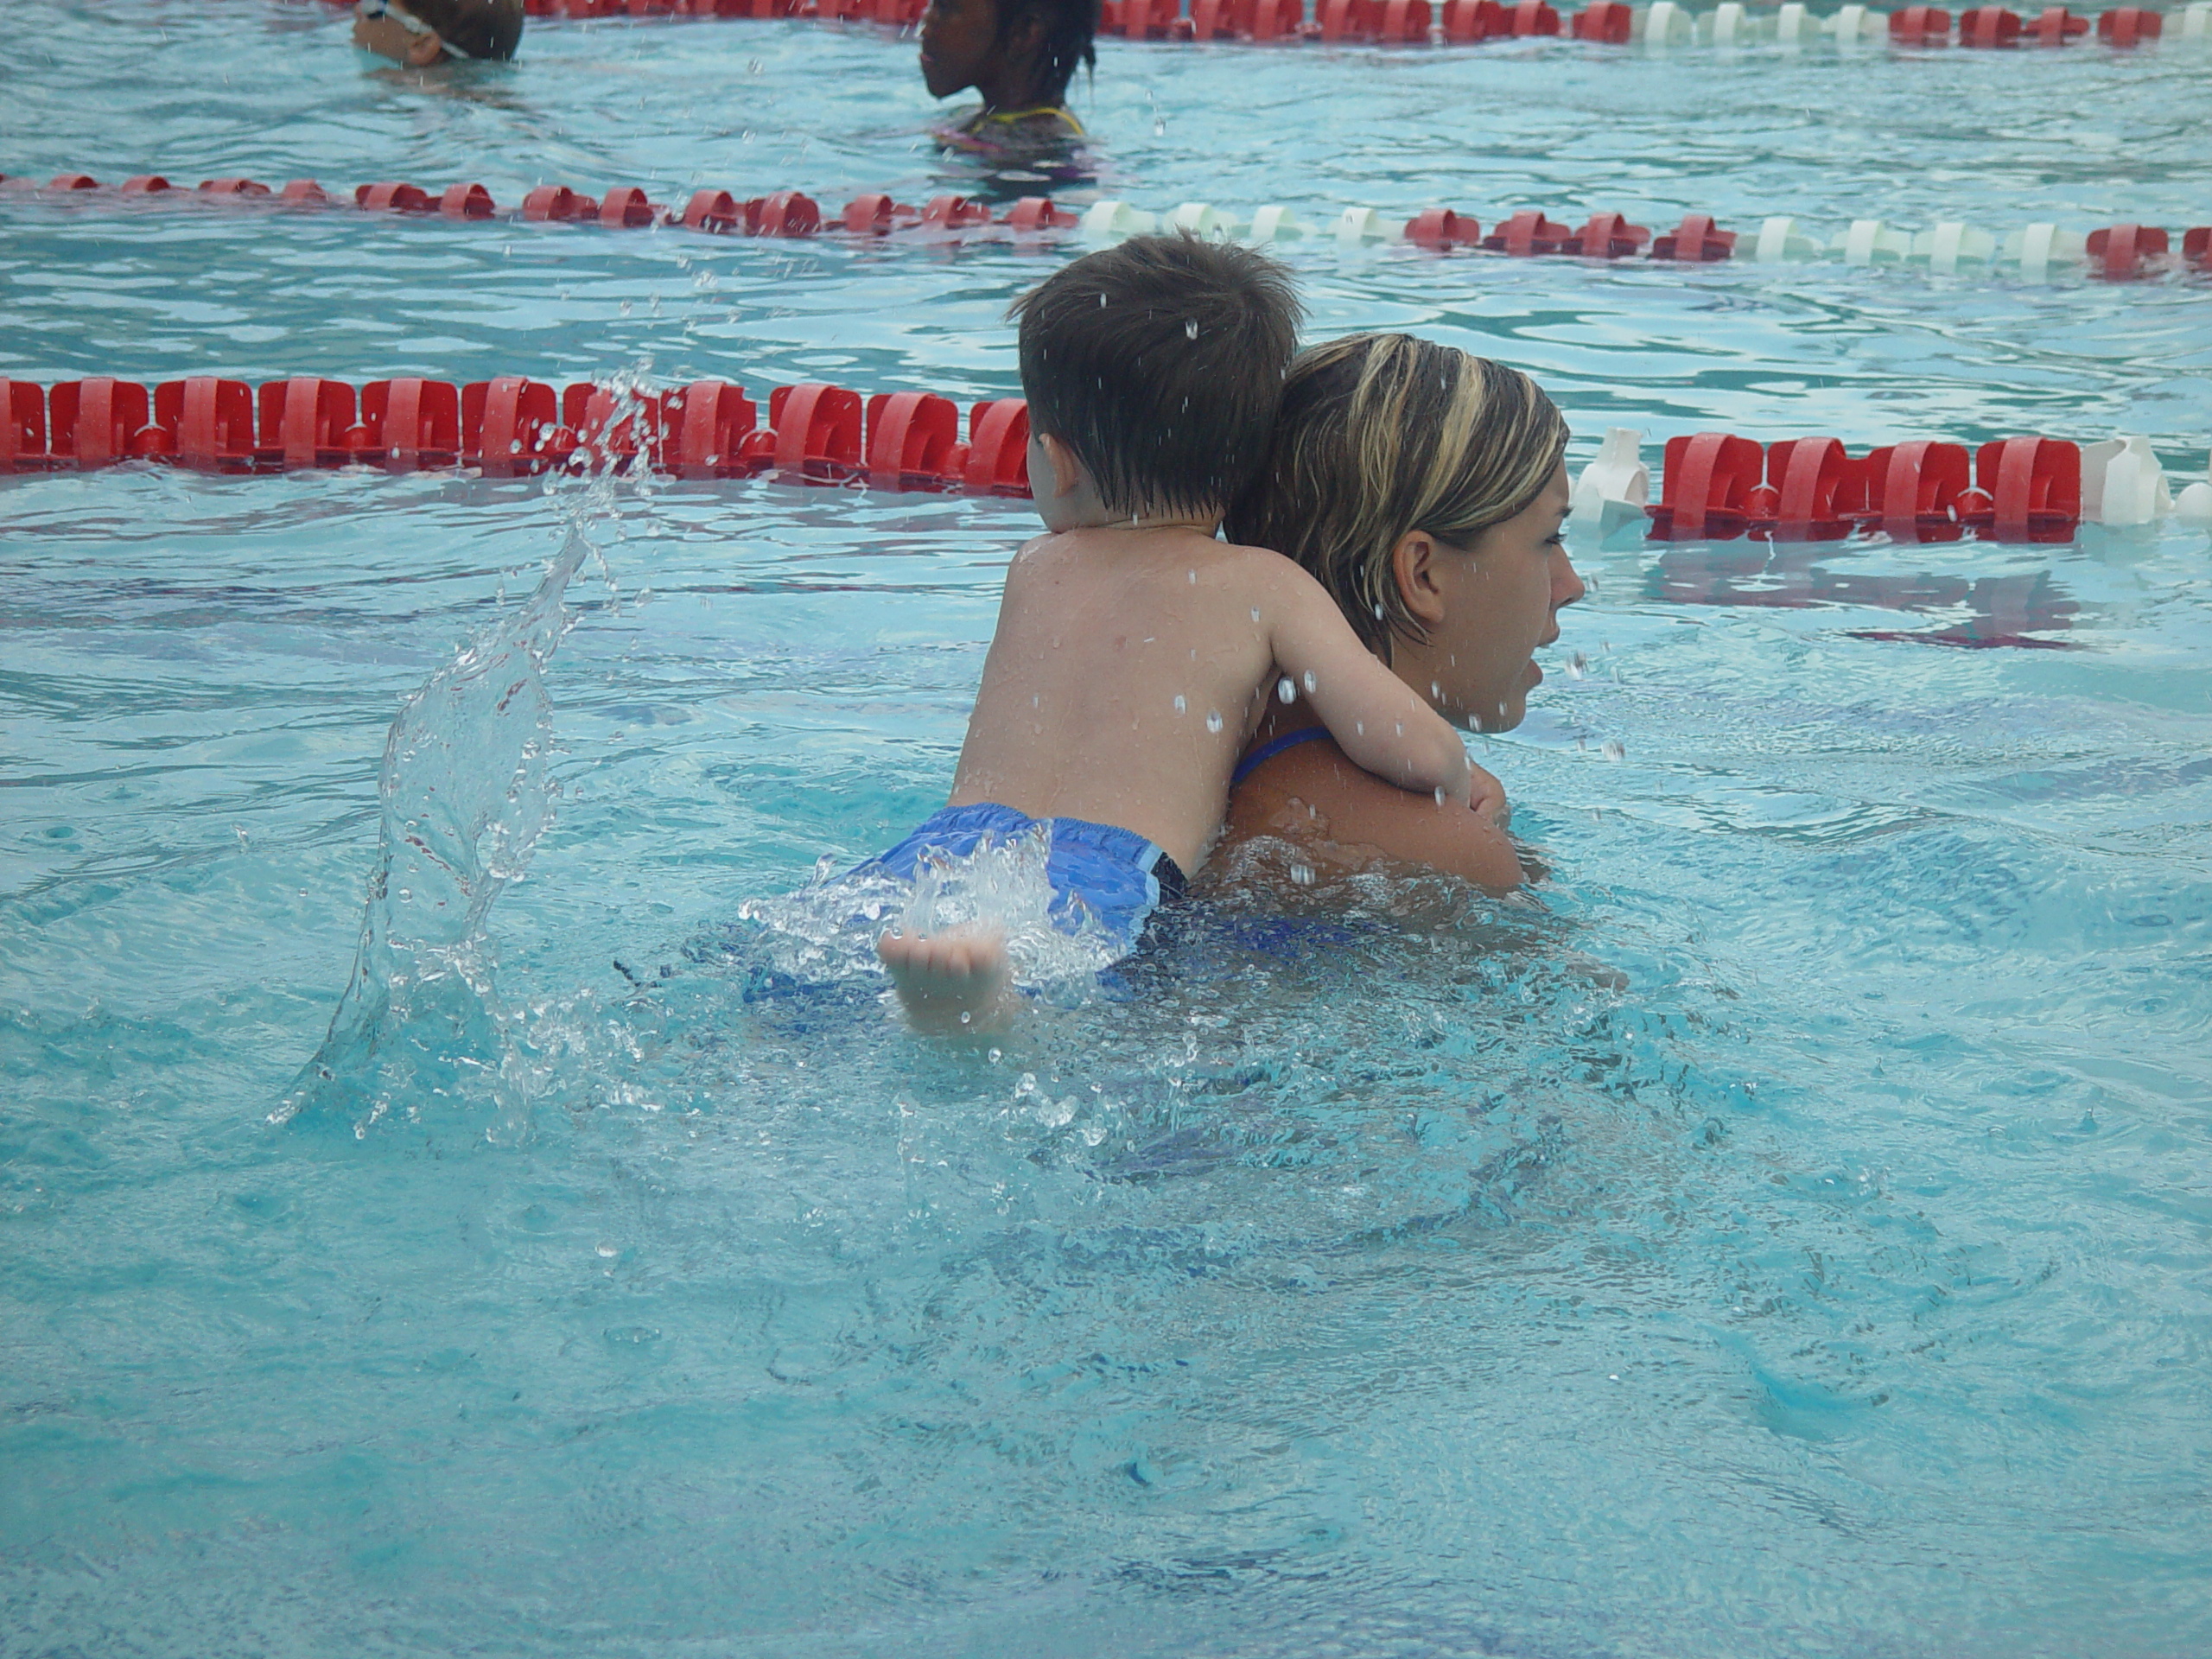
[{"x1": 1262, "y1": 566, "x2": 1473, "y2": 805}]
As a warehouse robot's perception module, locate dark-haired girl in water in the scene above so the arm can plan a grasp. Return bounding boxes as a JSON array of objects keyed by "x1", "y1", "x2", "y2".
[{"x1": 918, "y1": 0, "x2": 1097, "y2": 157}]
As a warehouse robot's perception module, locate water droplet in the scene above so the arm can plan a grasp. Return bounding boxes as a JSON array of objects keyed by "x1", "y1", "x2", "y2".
[
  {"x1": 595, "y1": 1243, "x2": 617, "y2": 1259},
  {"x1": 1569, "y1": 652, "x2": 1588, "y2": 678},
  {"x1": 1206, "y1": 710, "x2": 1224, "y2": 734},
  {"x1": 1354, "y1": 721, "x2": 1364, "y2": 736},
  {"x1": 1250, "y1": 607, "x2": 1262, "y2": 624},
  {"x1": 1302, "y1": 670, "x2": 1318, "y2": 694},
  {"x1": 1430, "y1": 681, "x2": 1441, "y2": 699},
  {"x1": 1602, "y1": 740, "x2": 1626, "y2": 762},
  {"x1": 1276, "y1": 677, "x2": 1295, "y2": 703},
  {"x1": 1185, "y1": 318, "x2": 1198, "y2": 340},
  {"x1": 1173, "y1": 695, "x2": 1187, "y2": 715},
  {"x1": 1187, "y1": 569, "x2": 1197, "y2": 584},
  {"x1": 1289, "y1": 861, "x2": 1315, "y2": 887},
  {"x1": 1433, "y1": 785, "x2": 1447, "y2": 805}
]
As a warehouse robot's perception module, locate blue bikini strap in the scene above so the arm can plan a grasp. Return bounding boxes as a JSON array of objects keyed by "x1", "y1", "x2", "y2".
[{"x1": 1230, "y1": 724, "x2": 1332, "y2": 788}]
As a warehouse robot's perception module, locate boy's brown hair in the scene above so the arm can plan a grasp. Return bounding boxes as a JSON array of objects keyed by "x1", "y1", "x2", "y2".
[
  {"x1": 411, "y1": 0, "x2": 524, "y2": 59},
  {"x1": 1010, "y1": 234, "x2": 1302, "y2": 520}
]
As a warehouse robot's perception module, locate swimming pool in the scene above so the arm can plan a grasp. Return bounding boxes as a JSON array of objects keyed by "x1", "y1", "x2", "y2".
[{"x1": 6, "y1": 3, "x2": 2212, "y2": 1655}]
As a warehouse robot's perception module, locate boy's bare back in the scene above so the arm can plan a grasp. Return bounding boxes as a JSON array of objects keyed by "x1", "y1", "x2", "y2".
[{"x1": 949, "y1": 522, "x2": 1465, "y2": 875}]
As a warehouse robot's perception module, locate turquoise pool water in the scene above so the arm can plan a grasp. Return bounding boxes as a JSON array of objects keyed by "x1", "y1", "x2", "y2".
[{"x1": 5, "y1": 3, "x2": 2212, "y2": 1655}]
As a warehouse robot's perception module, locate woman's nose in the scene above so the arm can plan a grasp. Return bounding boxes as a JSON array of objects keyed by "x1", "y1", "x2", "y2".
[{"x1": 1553, "y1": 549, "x2": 1587, "y2": 610}]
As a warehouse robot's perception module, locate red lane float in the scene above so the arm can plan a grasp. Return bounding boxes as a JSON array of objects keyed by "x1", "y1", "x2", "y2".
[
  {"x1": 1483, "y1": 209, "x2": 1573, "y2": 255},
  {"x1": 1650, "y1": 213, "x2": 1737, "y2": 261},
  {"x1": 262, "y1": 378, "x2": 359, "y2": 469},
  {"x1": 2086, "y1": 221, "x2": 2168, "y2": 279},
  {"x1": 1889, "y1": 5, "x2": 1951, "y2": 43},
  {"x1": 0, "y1": 376, "x2": 1032, "y2": 497},
  {"x1": 1642, "y1": 430, "x2": 2089, "y2": 543},
  {"x1": 1959, "y1": 4, "x2": 2020, "y2": 43},
  {"x1": 1572, "y1": 0, "x2": 1633, "y2": 39},
  {"x1": 2096, "y1": 4, "x2": 2160, "y2": 42},
  {"x1": 1565, "y1": 212, "x2": 1649, "y2": 257}
]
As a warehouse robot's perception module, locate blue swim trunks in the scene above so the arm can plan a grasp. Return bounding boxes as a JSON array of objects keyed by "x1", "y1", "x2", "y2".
[{"x1": 858, "y1": 802, "x2": 1188, "y2": 958}]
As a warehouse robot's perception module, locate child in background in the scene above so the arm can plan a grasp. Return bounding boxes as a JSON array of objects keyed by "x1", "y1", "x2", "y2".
[
  {"x1": 870, "y1": 236, "x2": 1478, "y2": 1027},
  {"x1": 918, "y1": 0, "x2": 1098, "y2": 156},
  {"x1": 353, "y1": 0, "x2": 524, "y2": 66}
]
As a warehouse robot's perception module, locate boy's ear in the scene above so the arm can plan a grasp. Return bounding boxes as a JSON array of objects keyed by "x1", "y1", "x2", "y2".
[{"x1": 1038, "y1": 431, "x2": 1086, "y2": 501}]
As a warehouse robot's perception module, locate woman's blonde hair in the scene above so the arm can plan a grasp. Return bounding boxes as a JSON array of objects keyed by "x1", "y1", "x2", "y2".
[{"x1": 1224, "y1": 334, "x2": 1569, "y2": 659}]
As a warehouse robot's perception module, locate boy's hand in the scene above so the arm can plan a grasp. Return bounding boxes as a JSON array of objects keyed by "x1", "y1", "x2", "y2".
[{"x1": 1467, "y1": 763, "x2": 1508, "y2": 826}]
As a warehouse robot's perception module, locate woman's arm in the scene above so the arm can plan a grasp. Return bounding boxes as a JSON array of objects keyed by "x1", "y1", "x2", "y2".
[
  {"x1": 1260, "y1": 563, "x2": 1474, "y2": 806},
  {"x1": 1221, "y1": 721, "x2": 1525, "y2": 892}
]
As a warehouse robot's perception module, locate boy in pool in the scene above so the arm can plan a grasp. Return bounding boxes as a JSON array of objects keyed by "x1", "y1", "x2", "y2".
[
  {"x1": 919, "y1": 0, "x2": 1097, "y2": 156},
  {"x1": 353, "y1": 0, "x2": 523, "y2": 66},
  {"x1": 871, "y1": 235, "x2": 1478, "y2": 1026}
]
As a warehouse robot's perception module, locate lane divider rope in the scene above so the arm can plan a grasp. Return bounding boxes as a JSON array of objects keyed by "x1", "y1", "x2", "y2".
[
  {"x1": 1571, "y1": 429, "x2": 2212, "y2": 538},
  {"x1": 304, "y1": 0, "x2": 2212, "y2": 52},
  {"x1": 6, "y1": 375, "x2": 2208, "y2": 537},
  {"x1": 6, "y1": 173, "x2": 2208, "y2": 283},
  {"x1": 0, "y1": 374, "x2": 1034, "y2": 495}
]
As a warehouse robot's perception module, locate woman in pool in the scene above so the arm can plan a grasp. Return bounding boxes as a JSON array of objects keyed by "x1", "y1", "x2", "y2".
[
  {"x1": 918, "y1": 0, "x2": 1097, "y2": 157},
  {"x1": 1216, "y1": 333, "x2": 1585, "y2": 890}
]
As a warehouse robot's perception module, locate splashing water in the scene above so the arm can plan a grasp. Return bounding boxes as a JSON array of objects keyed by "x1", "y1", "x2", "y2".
[
  {"x1": 275, "y1": 530, "x2": 596, "y2": 1141},
  {"x1": 728, "y1": 824, "x2": 1124, "y2": 998}
]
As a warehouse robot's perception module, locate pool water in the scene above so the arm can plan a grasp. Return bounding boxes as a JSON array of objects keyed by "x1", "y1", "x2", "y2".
[{"x1": 4, "y1": 3, "x2": 2211, "y2": 1656}]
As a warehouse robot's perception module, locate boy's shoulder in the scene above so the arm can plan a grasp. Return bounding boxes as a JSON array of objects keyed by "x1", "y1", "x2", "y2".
[{"x1": 1007, "y1": 527, "x2": 1317, "y2": 602}]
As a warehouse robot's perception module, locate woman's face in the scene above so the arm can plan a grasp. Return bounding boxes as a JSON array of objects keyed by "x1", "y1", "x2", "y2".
[{"x1": 1399, "y1": 461, "x2": 1582, "y2": 734}]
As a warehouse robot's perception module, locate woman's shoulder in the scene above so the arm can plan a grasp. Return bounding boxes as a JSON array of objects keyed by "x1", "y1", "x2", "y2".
[{"x1": 1221, "y1": 722, "x2": 1525, "y2": 892}]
